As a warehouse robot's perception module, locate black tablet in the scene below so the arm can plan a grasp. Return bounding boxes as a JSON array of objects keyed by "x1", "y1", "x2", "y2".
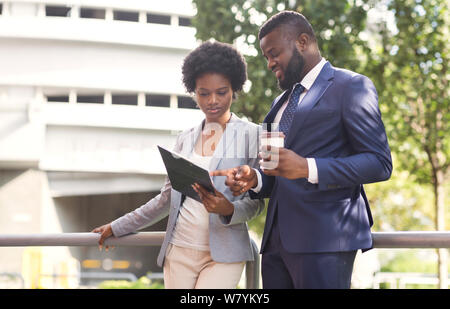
[{"x1": 157, "y1": 145, "x2": 215, "y2": 203}]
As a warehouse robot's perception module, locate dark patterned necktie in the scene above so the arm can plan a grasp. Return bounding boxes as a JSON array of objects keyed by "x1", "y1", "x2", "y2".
[{"x1": 278, "y1": 83, "x2": 305, "y2": 136}]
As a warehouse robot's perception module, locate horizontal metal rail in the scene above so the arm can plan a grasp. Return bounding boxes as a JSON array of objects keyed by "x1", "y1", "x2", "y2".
[
  {"x1": 0, "y1": 232, "x2": 260, "y2": 289},
  {"x1": 0, "y1": 232, "x2": 166, "y2": 247},
  {"x1": 372, "y1": 231, "x2": 450, "y2": 248},
  {"x1": 1, "y1": 231, "x2": 449, "y2": 248},
  {"x1": 0, "y1": 231, "x2": 449, "y2": 289}
]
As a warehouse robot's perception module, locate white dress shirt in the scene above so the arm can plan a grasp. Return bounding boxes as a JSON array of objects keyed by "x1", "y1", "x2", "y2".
[{"x1": 252, "y1": 58, "x2": 327, "y2": 192}]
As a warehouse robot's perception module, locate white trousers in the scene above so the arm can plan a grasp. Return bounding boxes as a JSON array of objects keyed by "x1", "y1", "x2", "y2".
[{"x1": 163, "y1": 243, "x2": 245, "y2": 289}]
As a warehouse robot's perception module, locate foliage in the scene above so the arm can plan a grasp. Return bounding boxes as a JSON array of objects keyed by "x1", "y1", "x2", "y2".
[
  {"x1": 380, "y1": 250, "x2": 439, "y2": 274},
  {"x1": 98, "y1": 276, "x2": 164, "y2": 289},
  {"x1": 373, "y1": 0, "x2": 449, "y2": 186},
  {"x1": 370, "y1": 2, "x2": 449, "y2": 284},
  {"x1": 377, "y1": 249, "x2": 439, "y2": 288},
  {"x1": 192, "y1": 0, "x2": 372, "y2": 123},
  {"x1": 366, "y1": 177, "x2": 433, "y2": 231},
  {"x1": 378, "y1": 249, "x2": 450, "y2": 288},
  {"x1": 365, "y1": 153, "x2": 449, "y2": 231},
  {"x1": 248, "y1": 199, "x2": 268, "y2": 236}
]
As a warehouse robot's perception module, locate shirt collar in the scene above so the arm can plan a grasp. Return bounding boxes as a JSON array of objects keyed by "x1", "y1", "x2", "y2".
[{"x1": 298, "y1": 57, "x2": 327, "y2": 91}]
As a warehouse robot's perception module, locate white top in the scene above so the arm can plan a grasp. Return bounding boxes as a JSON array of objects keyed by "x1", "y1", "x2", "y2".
[
  {"x1": 253, "y1": 58, "x2": 327, "y2": 192},
  {"x1": 170, "y1": 150, "x2": 212, "y2": 251}
]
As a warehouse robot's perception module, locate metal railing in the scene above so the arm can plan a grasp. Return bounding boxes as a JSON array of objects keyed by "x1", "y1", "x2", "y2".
[
  {"x1": 0, "y1": 232, "x2": 260, "y2": 289},
  {"x1": 372, "y1": 231, "x2": 450, "y2": 248},
  {"x1": 2, "y1": 231, "x2": 449, "y2": 248},
  {"x1": 1, "y1": 231, "x2": 450, "y2": 289},
  {"x1": 372, "y1": 272, "x2": 450, "y2": 289}
]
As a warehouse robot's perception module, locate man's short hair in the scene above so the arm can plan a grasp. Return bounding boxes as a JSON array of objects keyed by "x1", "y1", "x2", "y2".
[{"x1": 258, "y1": 11, "x2": 316, "y2": 42}]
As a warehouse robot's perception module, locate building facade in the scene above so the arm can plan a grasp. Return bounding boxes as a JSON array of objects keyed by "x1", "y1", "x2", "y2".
[{"x1": 0, "y1": 0, "x2": 203, "y2": 288}]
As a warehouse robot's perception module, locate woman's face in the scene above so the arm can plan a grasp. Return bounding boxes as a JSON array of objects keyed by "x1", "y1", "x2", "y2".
[{"x1": 194, "y1": 73, "x2": 233, "y2": 124}]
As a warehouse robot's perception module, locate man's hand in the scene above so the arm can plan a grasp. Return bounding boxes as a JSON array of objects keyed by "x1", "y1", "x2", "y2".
[
  {"x1": 210, "y1": 165, "x2": 258, "y2": 196},
  {"x1": 260, "y1": 146, "x2": 309, "y2": 179},
  {"x1": 192, "y1": 183, "x2": 234, "y2": 216}
]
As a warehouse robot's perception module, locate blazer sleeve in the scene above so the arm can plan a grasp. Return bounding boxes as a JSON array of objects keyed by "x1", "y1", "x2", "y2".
[
  {"x1": 315, "y1": 74, "x2": 392, "y2": 190},
  {"x1": 220, "y1": 123, "x2": 265, "y2": 225},
  {"x1": 224, "y1": 191, "x2": 265, "y2": 226},
  {"x1": 110, "y1": 133, "x2": 183, "y2": 237},
  {"x1": 249, "y1": 170, "x2": 275, "y2": 199},
  {"x1": 223, "y1": 167, "x2": 265, "y2": 225}
]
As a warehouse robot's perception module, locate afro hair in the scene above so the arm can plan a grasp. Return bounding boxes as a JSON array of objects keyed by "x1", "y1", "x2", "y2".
[{"x1": 182, "y1": 41, "x2": 247, "y2": 94}]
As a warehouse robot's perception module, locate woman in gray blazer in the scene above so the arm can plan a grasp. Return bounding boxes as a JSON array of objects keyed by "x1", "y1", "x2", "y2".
[{"x1": 92, "y1": 41, "x2": 264, "y2": 289}]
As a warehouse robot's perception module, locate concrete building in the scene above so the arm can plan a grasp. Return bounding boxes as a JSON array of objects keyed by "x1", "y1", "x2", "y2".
[{"x1": 0, "y1": 0, "x2": 203, "y2": 288}]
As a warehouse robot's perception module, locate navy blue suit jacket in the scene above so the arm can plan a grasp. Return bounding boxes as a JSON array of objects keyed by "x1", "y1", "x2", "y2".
[{"x1": 251, "y1": 62, "x2": 392, "y2": 254}]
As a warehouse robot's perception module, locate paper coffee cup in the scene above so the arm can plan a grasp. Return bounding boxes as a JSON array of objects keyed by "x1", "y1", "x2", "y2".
[{"x1": 259, "y1": 131, "x2": 284, "y2": 170}]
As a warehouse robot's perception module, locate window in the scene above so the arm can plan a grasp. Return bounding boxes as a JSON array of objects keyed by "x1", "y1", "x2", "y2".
[
  {"x1": 113, "y1": 10, "x2": 139, "y2": 22},
  {"x1": 146, "y1": 94, "x2": 170, "y2": 107},
  {"x1": 112, "y1": 94, "x2": 138, "y2": 106},
  {"x1": 47, "y1": 95, "x2": 69, "y2": 103},
  {"x1": 147, "y1": 13, "x2": 171, "y2": 25},
  {"x1": 178, "y1": 96, "x2": 197, "y2": 109},
  {"x1": 46, "y1": 5, "x2": 71, "y2": 17},
  {"x1": 77, "y1": 95, "x2": 104, "y2": 104},
  {"x1": 80, "y1": 8, "x2": 105, "y2": 19},
  {"x1": 179, "y1": 17, "x2": 192, "y2": 27}
]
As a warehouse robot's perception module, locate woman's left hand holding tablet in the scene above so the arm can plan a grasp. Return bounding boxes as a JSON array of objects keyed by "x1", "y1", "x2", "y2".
[{"x1": 192, "y1": 183, "x2": 234, "y2": 216}]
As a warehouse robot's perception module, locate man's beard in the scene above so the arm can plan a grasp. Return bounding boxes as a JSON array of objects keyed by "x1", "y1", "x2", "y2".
[{"x1": 278, "y1": 48, "x2": 305, "y2": 91}]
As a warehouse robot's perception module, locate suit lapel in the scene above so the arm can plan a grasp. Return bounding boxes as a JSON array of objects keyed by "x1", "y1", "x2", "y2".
[
  {"x1": 179, "y1": 120, "x2": 202, "y2": 157},
  {"x1": 209, "y1": 113, "x2": 240, "y2": 172},
  {"x1": 179, "y1": 114, "x2": 243, "y2": 179},
  {"x1": 285, "y1": 62, "x2": 334, "y2": 147}
]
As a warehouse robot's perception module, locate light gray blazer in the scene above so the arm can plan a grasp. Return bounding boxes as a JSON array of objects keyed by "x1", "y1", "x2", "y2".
[{"x1": 111, "y1": 113, "x2": 264, "y2": 267}]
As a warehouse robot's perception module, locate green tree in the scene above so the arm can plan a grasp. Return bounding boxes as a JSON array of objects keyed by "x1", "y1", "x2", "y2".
[
  {"x1": 192, "y1": 0, "x2": 371, "y2": 123},
  {"x1": 367, "y1": 0, "x2": 449, "y2": 288},
  {"x1": 365, "y1": 154, "x2": 435, "y2": 232}
]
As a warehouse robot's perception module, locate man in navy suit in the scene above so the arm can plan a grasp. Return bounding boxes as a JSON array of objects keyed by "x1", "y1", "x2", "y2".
[{"x1": 212, "y1": 11, "x2": 392, "y2": 288}]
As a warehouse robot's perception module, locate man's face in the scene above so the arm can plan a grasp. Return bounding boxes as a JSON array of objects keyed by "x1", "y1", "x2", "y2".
[{"x1": 260, "y1": 27, "x2": 305, "y2": 90}]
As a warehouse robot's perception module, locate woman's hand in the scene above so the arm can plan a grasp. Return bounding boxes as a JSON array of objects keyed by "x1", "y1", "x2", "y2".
[
  {"x1": 192, "y1": 183, "x2": 234, "y2": 216},
  {"x1": 210, "y1": 165, "x2": 258, "y2": 196},
  {"x1": 91, "y1": 223, "x2": 114, "y2": 251}
]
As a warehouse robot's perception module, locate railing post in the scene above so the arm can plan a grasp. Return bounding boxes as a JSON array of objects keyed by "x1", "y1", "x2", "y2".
[{"x1": 245, "y1": 239, "x2": 260, "y2": 289}]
